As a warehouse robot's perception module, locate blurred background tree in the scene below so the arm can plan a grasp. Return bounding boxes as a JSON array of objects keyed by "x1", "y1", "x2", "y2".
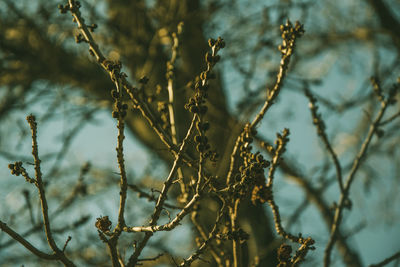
[{"x1": 0, "y1": 0, "x2": 399, "y2": 266}]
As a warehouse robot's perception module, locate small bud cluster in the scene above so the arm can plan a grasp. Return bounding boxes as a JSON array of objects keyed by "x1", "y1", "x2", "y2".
[
  {"x1": 194, "y1": 133, "x2": 209, "y2": 153},
  {"x1": 57, "y1": 3, "x2": 70, "y2": 14},
  {"x1": 227, "y1": 228, "x2": 249, "y2": 242},
  {"x1": 111, "y1": 77, "x2": 129, "y2": 119},
  {"x1": 370, "y1": 77, "x2": 384, "y2": 103},
  {"x1": 291, "y1": 237, "x2": 316, "y2": 265},
  {"x1": 278, "y1": 20, "x2": 304, "y2": 55},
  {"x1": 193, "y1": 119, "x2": 219, "y2": 161},
  {"x1": 73, "y1": 24, "x2": 96, "y2": 43},
  {"x1": 95, "y1": 216, "x2": 112, "y2": 232},
  {"x1": 185, "y1": 37, "x2": 225, "y2": 115},
  {"x1": 139, "y1": 76, "x2": 149, "y2": 85},
  {"x1": 26, "y1": 114, "x2": 36, "y2": 127},
  {"x1": 74, "y1": 33, "x2": 86, "y2": 44},
  {"x1": 103, "y1": 60, "x2": 125, "y2": 83},
  {"x1": 111, "y1": 89, "x2": 128, "y2": 119},
  {"x1": 185, "y1": 74, "x2": 209, "y2": 115},
  {"x1": 136, "y1": 76, "x2": 151, "y2": 104},
  {"x1": 274, "y1": 129, "x2": 290, "y2": 158},
  {"x1": 58, "y1": 1, "x2": 82, "y2": 14},
  {"x1": 112, "y1": 101, "x2": 128, "y2": 119},
  {"x1": 8, "y1": 161, "x2": 35, "y2": 183},
  {"x1": 259, "y1": 129, "x2": 290, "y2": 205},
  {"x1": 230, "y1": 124, "x2": 272, "y2": 203},
  {"x1": 239, "y1": 149, "x2": 271, "y2": 205},
  {"x1": 87, "y1": 23, "x2": 97, "y2": 33},
  {"x1": 185, "y1": 37, "x2": 225, "y2": 160},
  {"x1": 275, "y1": 236, "x2": 316, "y2": 265},
  {"x1": 217, "y1": 227, "x2": 249, "y2": 243},
  {"x1": 251, "y1": 180, "x2": 272, "y2": 205},
  {"x1": 239, "y1": 124, "x2": 255, "y2": 147},
  {"x1": 166, "y1": 61, "x2": 174, "y2": 81},
  {"x1": 277, "y1": 243, "x2": 292, "y2": 267},
  {"x1": 208, "y1": 37, "x2": 226, "y2": 50},
  {"x1": 8, "y1": 161, "x2": 23, "y2": 176}
]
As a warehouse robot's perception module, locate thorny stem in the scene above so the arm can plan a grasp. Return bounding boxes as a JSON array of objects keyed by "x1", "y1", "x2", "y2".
[{"x1": 324, "y1": 91, "x2": 394, "y2": 267}]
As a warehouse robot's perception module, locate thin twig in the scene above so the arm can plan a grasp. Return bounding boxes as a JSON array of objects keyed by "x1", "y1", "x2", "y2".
[
  {"x1": 305, "y1": 88, "x2": 344, "y2": 193},
  {"x1": 166, "y1": 23, "x2": 187, "y2": 201},
  {"x1": 255, "y1": 135, "x2": 362, "y2": 266},
  {"x1": 127, "y1": 183, "x2": 182, "y2": 209},
  {"x1": 379, "y1": 109, "x2": 400, "y2": 125},
  {"x1": 324, "y1": 88, "x2": 395, "y2": 267},
  {"x1": 0, "y1": 220, "x2": 58, "y2": 260},
  {"x1": 124, "y1": 193, "x2": 201, "y2": 233},
  {"x1": 126, "y1": 116, "x2": 196, "y2": 267},
  {"x1": 115, "y1": 96, "x2": 128, "y2": 232},
  {"x1": 190, "y1": 210, "x2": 224, "y2": 266},
  {"x1": 4, "y1": 115, "x2": 77, "y2": 267},
  {"x1": 369, "y1": 251, "x2": 400, "y2": 267},
  {"x1": 226, "y1": 20, "x2": 304, "y2": 186},
  {"x1": 180, "y1": 202, "x2": 226, "y2": 266},
  {"x1": 27, "y1": 114, "x2": 57, "y2": 249}
]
